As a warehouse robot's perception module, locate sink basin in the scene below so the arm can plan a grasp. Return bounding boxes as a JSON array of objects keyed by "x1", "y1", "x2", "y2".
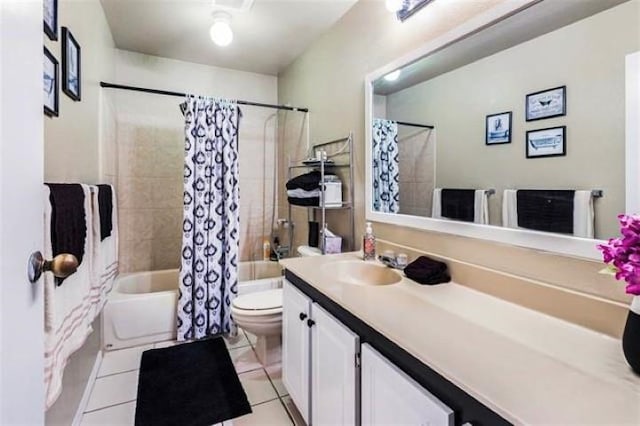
[{"x1": 325, "y1": 260, "x2": 402, "y2": 286}]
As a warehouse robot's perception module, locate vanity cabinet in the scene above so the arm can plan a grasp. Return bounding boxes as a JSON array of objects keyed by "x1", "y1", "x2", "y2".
[
  {"x1": 282, "y1": 280, "x2": 312, "y2": 424},
  {"x1": 282, "y1": 280, "x2": 359, "y2": 425},
  {"x1": 361, "y1": 344, "x2": 454, "y2": 425}
]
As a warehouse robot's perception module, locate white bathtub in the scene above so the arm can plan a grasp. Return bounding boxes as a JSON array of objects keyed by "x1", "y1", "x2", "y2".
[{"x1": 102, "y1": 261, "x2": 283, "y2": 350}]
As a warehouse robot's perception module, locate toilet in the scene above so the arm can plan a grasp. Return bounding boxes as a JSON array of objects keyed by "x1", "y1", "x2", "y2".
[{"x1": 231, "y1": 245, "x2": 321, "y2": 366}]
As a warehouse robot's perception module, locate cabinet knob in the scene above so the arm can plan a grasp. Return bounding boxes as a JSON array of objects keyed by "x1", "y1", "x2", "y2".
[
  {"x1": 299, "y1": 312, "x2": 308, "y2": 321},
  {"x1": 307, "y1": 319, "x2": 316, "y2": 328}
]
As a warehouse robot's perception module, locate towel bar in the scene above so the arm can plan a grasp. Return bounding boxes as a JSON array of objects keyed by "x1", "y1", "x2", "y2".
[
  {"x1": 485, "y1": 189, "x2": 496, "y2": 196},
  {"x1": 591, "y1": 190, "x2": 603, "y2": 198}
]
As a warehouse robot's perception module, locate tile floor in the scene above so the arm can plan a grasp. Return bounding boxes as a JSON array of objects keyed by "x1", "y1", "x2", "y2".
[{"x1": 81, "y1": 329, "x2": 305, "y2": 425}]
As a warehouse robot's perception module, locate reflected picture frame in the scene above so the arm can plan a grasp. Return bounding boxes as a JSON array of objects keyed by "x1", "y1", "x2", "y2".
[
  {"x1": 526, "y1": 126, "x2": 566, "y2": 159},
  {"x1": 526, "y1": 86, "x2": 566, "y2": 121},
  {"x1": 43, "y1": 47, "x2": 59, "y2": 117},
  {"x1": 43, "y1": 0, "x2": 58, "y2": 40},
  {"x1": 62, "y1": 27, "x2": 81, "y2": 101},
  {"x1": 485, "y1": 111, "x2": 512, "y2": 145}
]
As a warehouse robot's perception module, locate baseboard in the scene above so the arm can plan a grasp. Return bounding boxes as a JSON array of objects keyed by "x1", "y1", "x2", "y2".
[{"x1": 71, "y1": 350, "x2": 103, "y2": 426}]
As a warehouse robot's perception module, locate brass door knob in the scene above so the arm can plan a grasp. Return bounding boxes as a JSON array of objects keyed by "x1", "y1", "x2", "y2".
[{"x1": 28, "y1": 251, "x2": 79, "y2": 283}]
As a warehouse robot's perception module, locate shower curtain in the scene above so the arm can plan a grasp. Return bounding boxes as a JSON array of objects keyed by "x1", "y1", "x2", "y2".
[
  {"x1": 372, "y1": 118, "x2": 400, "y2": 213},
  {"x1": 177, "y1": 96, "x2": 240, "y2": 341}
]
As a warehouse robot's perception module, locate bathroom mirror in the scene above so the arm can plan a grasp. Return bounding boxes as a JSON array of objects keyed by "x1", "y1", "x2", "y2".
[{"x1": 365, "y1": 0, "x2": 640, "y2": 259}]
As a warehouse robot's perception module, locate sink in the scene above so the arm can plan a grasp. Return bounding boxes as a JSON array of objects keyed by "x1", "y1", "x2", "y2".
[{"x1": 326, "y1": 260, "x2": 402, "y2": 286}]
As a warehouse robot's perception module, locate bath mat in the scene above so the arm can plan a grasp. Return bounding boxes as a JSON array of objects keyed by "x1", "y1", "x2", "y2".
[{"x1": 135, "y1": 337, "x2": 251, "y2": 426}]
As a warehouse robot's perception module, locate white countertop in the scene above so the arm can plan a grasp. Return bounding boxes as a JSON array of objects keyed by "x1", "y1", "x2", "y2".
[{"x1": 280, "y1": 252, "x2": 640, "y2": 425}]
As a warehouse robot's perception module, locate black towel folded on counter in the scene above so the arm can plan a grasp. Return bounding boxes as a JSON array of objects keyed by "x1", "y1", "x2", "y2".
[
  {"x1": 97, "y1": 184, "x2": 113, "y2": 241},
  {"x1": 516, "y1": 190, "x2": 574, "y2": 234},
  {"x1": 46, "y1": 183, "x2": 86, "y2": 285},
  {"x1": 404, "y1": 256, "x2": 451, "y2": 285},
  {"x1": 441, "y1": 189, "x2": 475, "y2": 222}
]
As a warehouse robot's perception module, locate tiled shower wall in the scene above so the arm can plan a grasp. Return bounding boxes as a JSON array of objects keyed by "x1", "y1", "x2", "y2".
[
  {"x1": 117, "y1": 122, "x2": 184, "y2": 272},
  {"x1": 397, "y1": 128, "x2": 435, "y2": 217},
  {"x1": 115, "y1": 106, "x2": 278, "y2": 273}
]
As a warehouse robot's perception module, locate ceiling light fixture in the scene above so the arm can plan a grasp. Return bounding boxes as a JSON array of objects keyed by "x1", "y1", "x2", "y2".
[
  {"x1": 210, "y1": 12, "x2": 233, "y2": 47},
  {"x1": 384, "y1": 70, "x2": 401, "y2": 82},
  {"x1": 385, "y1": 0, "x2": 404, "y2": 13}
]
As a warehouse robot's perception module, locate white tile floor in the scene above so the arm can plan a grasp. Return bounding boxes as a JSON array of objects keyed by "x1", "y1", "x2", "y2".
[{"x1": 81, "y1": 329, "x2": 305, "y2": 425}]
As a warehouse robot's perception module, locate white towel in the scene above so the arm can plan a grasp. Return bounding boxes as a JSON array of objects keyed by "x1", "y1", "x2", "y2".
[
  {"x1": 44, "y1": 184, "x2": 94, "y2": 409},
  {"x1": 287, "y1": 188, "x2": 320, "y2": 198},
  {"x1": 502, "y1": 190, "x2": 594, "y2": 238},
  {"x1": 88, "y1": 184, "x2": 119, "y2": 320},
  {"x1": 431, "y1": 188, "x2": 490, "y2": 224}
]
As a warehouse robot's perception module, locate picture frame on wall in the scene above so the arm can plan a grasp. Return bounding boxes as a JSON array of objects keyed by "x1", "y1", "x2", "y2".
[
  {"x1": 62, "y1": 27, "x2": 82, "y2": 101},
  {"x1": 526, "y1": 86, "x2": 566, "y2": 121},
  {"x1": 43, "y1": 0, "x2": 58, "y2": 40},
  {"x1": 43, "y1": 47, "x2": 59, "y2": 117},
  {"x1": 485, "y1": 111, "x2": 512, "y2": 145},
  {"x1": 526, "y1": 126, "x2": 566, "y2": 159}
]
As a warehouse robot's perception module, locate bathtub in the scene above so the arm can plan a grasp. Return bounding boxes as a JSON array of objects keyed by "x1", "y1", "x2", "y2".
[{"x1": 102, "y1": 261, "x2": 283, "y2": 350}]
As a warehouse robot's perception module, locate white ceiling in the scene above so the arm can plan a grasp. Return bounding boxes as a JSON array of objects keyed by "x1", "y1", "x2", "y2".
[
  {"x1": 374, "y1": 0, "x2": 631, "y2": 95},
  {"x1": 100, "y1": 0, "x2": 357, "y2": 76}
]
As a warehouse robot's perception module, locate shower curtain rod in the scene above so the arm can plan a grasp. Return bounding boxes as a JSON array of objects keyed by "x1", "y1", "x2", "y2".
[
  {"x1": 99, "y1": 82, "x2": 310, "y2": 113},
  {"x1": 396, "y1": 121, "x2": 434, "y2": 129}
]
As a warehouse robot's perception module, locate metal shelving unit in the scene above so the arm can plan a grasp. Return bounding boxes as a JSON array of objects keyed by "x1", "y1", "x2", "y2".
[{"x1": 287, "y1": 132, "x2": 355, "y2": 254}]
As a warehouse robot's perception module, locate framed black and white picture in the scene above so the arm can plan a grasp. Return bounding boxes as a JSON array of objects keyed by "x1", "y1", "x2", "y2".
[
  {"x1": 62, "y1": 27, "x2": 81, "y2": 101},
  {"x1": 526, "y1": 86, "x2": 566, "y2": 121},
  {"x1": 43, "y1": 47, "x2": 59, "y2": 117},
  {"x1": 526, "y1": 126, "x2": 566, "y2": 159},
  {"x1": 485, "y1": 111, "x2": 512, "y2": 145},
  {"x1": 43, "y1": 0, "x2": 58, "y2": 40}
]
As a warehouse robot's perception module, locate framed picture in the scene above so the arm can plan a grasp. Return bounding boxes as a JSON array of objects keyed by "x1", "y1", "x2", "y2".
[
  {"x1": 485, "y1": 111, "x2": 512, "y2": 145},
  {"x1": 526, "y1": 86, "x2": 566, "y2": 121},
  {"x1": 526, "y1": 126, "x2": 566, "y2": 159},
  {"x1": 62, "y1": 27, "x2": 81, "y2": 101},
  {"x1": 43, "y1": 0, "x2": 58, "y2": 40},
  {"x1": 43, "y1": 47, "x2": 59, "y2": 117}
]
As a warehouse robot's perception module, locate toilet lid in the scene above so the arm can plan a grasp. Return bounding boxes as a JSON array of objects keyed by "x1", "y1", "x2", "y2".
[
  {"x1": 297, "y1": 245, "x2": 322, "y2": 257},
  {"x1": 232, "y1": 289, "x2": 282, "y2": 311}
]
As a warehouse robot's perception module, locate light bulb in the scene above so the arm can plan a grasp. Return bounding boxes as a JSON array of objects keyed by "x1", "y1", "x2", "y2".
[
  {"x1": 210, "y1": 13, "x2": 233, "y2": 46},
  {"x1": 385, "y1": 0, "x2": 404, "y2": 13},
  {"x1": 384, "y1": 70, "x2": 401, "y2": 82}
]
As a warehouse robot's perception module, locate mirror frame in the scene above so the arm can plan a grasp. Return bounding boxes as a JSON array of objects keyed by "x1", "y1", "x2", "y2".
[{"x1": 364, "y1": 0, "x2": 638, "y2": 260}]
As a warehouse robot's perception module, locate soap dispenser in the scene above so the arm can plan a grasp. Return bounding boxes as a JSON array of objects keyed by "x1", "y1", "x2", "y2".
[{"x1": 363, "y1": 222, "x2": 376, "y2": 261}]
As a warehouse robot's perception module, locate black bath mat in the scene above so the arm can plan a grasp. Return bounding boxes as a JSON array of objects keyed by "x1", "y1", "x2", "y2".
[{"x1": 135, "y1": 337, "x2": 252, "y2": 426}]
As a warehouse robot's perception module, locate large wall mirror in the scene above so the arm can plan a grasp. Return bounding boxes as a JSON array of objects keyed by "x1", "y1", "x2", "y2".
[{"x1": 365, "y1": 0, "x2": 640, "y2": 259}]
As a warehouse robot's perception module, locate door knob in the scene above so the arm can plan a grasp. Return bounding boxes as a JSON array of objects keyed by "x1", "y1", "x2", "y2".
[{"x1": 27, "y1": 251, "x2": 78, "y2": 283}]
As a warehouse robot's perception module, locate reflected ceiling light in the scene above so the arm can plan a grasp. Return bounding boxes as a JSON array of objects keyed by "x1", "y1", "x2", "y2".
[
  {"x1": 385, "y1": 0, "x2": 404, "y2": 13},
  {"x1": 210, "y1": 12, "x2": 233, "y2": 47},
  {"x1": 384, "y1": 70, "x2": 401, "y2": 82}
]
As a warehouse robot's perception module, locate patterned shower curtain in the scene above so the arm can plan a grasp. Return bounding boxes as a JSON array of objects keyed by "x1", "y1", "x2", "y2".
[
  {"x1": 177, "y1": 96, "x2": 240, "y2": 341},
  {"x1": 372, "y1": 118, "x2": 400, "y2": 213}
]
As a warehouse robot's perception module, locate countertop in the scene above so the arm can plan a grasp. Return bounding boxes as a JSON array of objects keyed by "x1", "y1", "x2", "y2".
[{"x1": 280, "y1": 252, "x2": 640, "y2": 425}]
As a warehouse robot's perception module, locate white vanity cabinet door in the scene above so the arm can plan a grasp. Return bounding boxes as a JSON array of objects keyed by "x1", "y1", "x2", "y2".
[
  {"x1": 282, "y1": 280, "x2": 312, "y2": 424},
  {"x1": 361, "y1": 344, "x2": 454, "y2": 426},
  {"x1": 311, "y1": 303, "x2": 360, "y2": 426}
]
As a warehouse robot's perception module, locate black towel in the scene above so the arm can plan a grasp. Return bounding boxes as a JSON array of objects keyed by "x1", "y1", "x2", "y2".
[
  {"x1": 288, "y1": 196, "x2": 320, "y2": 207},
  {"x1": 97, "y1": 184, "x2": 113, "y2": 241},
  {"x1": 45, "y1": 184, "x2": 86, "y2": 286},
  {"x1": 441, "y1": 189, "x2": 475, "y2": 222},
  {"x1": 286, "y1": 171, "x2": 336, "y2": 192},
  {"x1": 404, "y1": 256, "x2": 451, "y2": 285},
  {"x1": 516, "y1": 190, "x2": 574, "y2": 234}
]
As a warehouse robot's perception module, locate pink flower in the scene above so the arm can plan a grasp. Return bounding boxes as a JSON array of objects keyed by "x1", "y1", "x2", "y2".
[{"x1": 598, "y1": 214, "x2": 640, "y2": 296}]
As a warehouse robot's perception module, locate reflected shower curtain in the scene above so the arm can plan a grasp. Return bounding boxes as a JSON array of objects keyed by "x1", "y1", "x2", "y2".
[
  {"x1": 177, "y1": 96, "x2": 240, "y2": 341},
  {"x1": 372, "y1": 118, "x2": 400, "y2": 213}
]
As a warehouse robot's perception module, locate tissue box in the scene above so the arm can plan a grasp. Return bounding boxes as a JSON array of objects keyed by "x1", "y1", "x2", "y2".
[{"x1": 324, "y1": 234, "x2": 342, "y2": 254}]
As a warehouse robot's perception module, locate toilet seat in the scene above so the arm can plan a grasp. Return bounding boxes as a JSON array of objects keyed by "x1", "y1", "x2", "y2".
[{"x1": 232, "y1": 289, "x2": 282, "y2": 317}]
